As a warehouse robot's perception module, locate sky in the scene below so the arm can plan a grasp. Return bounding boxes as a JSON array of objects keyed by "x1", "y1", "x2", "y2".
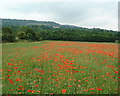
[{"x1": 0, "y1": 0, "x2": 118, "y2": 31}]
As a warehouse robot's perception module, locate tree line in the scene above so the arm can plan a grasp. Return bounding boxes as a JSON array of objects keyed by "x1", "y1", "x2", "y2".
[{"x1": 2, "y1": 25, "x2": 119, "y2": 43}]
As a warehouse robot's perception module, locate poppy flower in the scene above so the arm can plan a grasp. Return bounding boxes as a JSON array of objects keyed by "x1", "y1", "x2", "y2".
[
  {"x1": 17, "y1": 88, "x2": 21, "y2": 90},
  {"x1": 81, "y1": 71, "x2": 84, "y2": 73},
  {"x1": 28, "y1": 89, "x2": 32, "y2": 92},
  {"x1": 85, "y1": 90, "x2": 88, "y2": 92},
  {"x1": 55, "y1": 79, "x2": 59, "y2": 81},
  {"x1": 7, "y1": 75, "x2": 11, "y2": 77},
  {"x1": 17, "y1": 71, "x2": 21, "y2": 73},
  {"x1": 62, "y1": 89, "x2": 66, "y2": 93},
  {"x1": 8, "y1": 63, "x2": 12, "y2": 65},
  {"x1": 34, "y1": 81, "x2": 37, "y2": 83},
  {"x1": 50, "y1": 93, "x2": 54, "y2": 95},
  {"x1": 34, "y1": 85, "x2": 39, "y2": 87},
  {"x1": 10, "y1": 89, "x2": 14, "y2": 91},
  {"x1": 21, "y1": 88, "x2": 25, "y2": 90},
  {"x1": 13, "y1": 67, "x2": 18, "y2": 69},
  {"x1": 85, "y1": 80, "x2": 89, "y2": 82},
  {"x1": 2, "y1": 78, "x2": 4, "y2": 80},
  {"x1": 34, "y1": 68, "x2": 39, "y2": 70},
  {"x1": 37, "y1": 91, "x2": 41, "y2": 93},
  {"x1": 89, "y1": 88, "x2": 94, "y2": 90},
  {"x1": 78, "y1": 80, "x2": 81, "y2": 82},
  {"x1": 96, "y1": 87, "x2": 103, "y2": 91},
  {"x1": 31, "y1": 90, "x2": 35, "y2": 93},
  {"x1": 115, "y1": 71, "x2": 118, "y2": 74},
  {"x1": 16, "y1": 78, "x2": 22, "y2": 81},
  {"x1": 10, "y1": 81, "x2": 14, "y2": 84},
  {"x1": 18, "y1": 93, "x2": 22, "y2": 94},
  {"x1": 68, "y1": 85, "x2": 72, "y2": 87}
]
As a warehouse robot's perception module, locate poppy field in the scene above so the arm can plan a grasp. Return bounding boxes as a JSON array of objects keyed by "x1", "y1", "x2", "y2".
[{"x1": 2, "y1": 41, "x2": 119, "y2": 94}]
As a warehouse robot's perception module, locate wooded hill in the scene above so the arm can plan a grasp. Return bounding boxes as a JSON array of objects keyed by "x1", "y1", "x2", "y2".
[{"x1": 1, "y1": 19, "x2": 119, "y2": 43}]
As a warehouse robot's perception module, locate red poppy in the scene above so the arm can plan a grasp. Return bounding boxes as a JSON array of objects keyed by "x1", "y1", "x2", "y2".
[
  {"x1": 81, "y1": 71, "x2": 84, "y2": 73},
  {"x1": 85, "y1": 90, "x2": 88, "y2": 92},
  {"x1": 17, "y1": 71, "x2": 21, "y2": 73},
  {"x1": 7, "y1": 69, "x2": 12, "y2": 71},
  {"x1": 28, "y1": 89, "x2": 32, "y2": 92},
  {"x1": 115, "y1": 71, "x2": 118, "y2": 74},
  {"x1": 50, "y1": 93, "x2": 54, "y2": 95},
  {"x1": 85, "y1": 80, "x2": 89, "y2": 82},
  {"x1": 7, "y1": 75, "x2": 11, "y2": 77},
  {"x1": 89, "y1": 88, "x2": 94, "y2": 90},
  {"x1": 8, "y1": 63, "x2": 12, "y2": 65},
  {"x1": 2, "y1": 78, "x2": 4, "y2": 80},
  {"x1": 96, "y1": 87, "x2": 103, "y2": 91},
  {"x1": 37, "y1": 91, "x2": 41, "y2": 93},
  {"x1": 34, "y1": 81, "x2": 37, "y2": 83},
  {"x1": 89, "y1": 77, "x2": 92, "y2": 78},
  {"x1": 34, "y1": 68, "x2": 39, "y2": 70},
  {"x1": 62, "y1": 89, "x2": 66, "y2": 93},
  {"x1": 18, "y1": 92, "x2": 22, "y2": 94},
  {"x1": 36, "y1": 59, "x2": 41, "y2": 61},
  {"x1": 31, "y1": 57, "x2": 35, "y2": 59},
  {"x1": 17, "y1": 88, "x2": 21, "y2": 90},
  {"x1": 68, "y1": 85, "x2": 72, "y2": 87},
  {"x1": 31, "y1": 90, "x2": 35, "y2": 93},
  {"x1": 13, "y1": 67, "x2": 18, "y2": 69},
  {"x1": 10, "y1": 89, "x2": 14, "y2": 91},
  {"x1": 16, "y1": 78, "x2": 22, "y2": 81},
  {"x1": 34, "y1": 85, "x2": 39, "y2": 87},
  {"x1": 10, "y1": 81, "x2": 14, "y2": 84},
  {"x1": 55, "y1": 79, "x2": 59, "y2": 81},
  {"x1": 56, "y1": 84, "x2": 59, "y2": 86},
  {"x1": 95, "y1": 77, "x2": 98, "y2": 79}
]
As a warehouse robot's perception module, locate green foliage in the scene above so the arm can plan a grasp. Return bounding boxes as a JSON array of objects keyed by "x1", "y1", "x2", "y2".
[
  {"x1": 17, "y1": 26, "x2": 42, "y2": 41},
  {"x1": 2, "y1": 27, "x2": 16, "y2": 42},
  {"x1": 2, "y1": 27, "x2": 13, "y2": 34},
  {"x1": 34, "y1": 32, "x2": 43, "y2": 41},
  {"x1": 17, "y1": 31, "x2": 26, "y2": 39},
  {"x1": 2, "y1": 19, "x2": 119, "y2": 43}
]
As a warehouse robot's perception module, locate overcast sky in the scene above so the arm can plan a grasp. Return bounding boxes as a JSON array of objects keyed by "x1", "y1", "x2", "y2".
[{"x1": 0, "y1": 0, "x2": 118, "y2": 31}]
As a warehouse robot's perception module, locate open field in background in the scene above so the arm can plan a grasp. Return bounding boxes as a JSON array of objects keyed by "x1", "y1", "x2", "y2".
[{"x1": 2, "y1": 41, "x2": 119, "y2": 94}]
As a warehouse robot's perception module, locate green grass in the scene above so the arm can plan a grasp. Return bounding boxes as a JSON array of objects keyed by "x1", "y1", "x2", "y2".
[{"x1": 2, "y1": 41, "x2": 119, "y2": 94}]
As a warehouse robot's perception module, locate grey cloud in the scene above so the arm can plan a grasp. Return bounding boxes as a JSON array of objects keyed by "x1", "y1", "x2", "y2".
[{"x1": 1, "y1": 2, "x2": 117, "y2": 30}]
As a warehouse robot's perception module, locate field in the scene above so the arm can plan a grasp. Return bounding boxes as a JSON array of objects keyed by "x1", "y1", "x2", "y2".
[{"x1": 2, "y1": 41, "x2": 119, "y2": 94}]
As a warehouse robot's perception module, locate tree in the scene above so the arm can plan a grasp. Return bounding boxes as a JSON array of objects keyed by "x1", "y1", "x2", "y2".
[
  {"x1": 17, "y1": 31, "x2": 26, "y2": 39},
  {"x1": 2, "y1": 27, "x2": 12, "y2": 34},
  {"x1": 18, "y1": 26, "x2": 43, "y2": 41},
  {"x1": 2, "y1": 27, "x2": 15, "y2": 42},
  {"x1": 34, "y1": 32, "x2": 43, "y2": 41}
]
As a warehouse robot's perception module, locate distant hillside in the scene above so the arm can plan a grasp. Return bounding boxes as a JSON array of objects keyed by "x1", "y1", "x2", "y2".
[
  {"x1": 2, "y1": 19, "x2": 81, "y2": 29},
  {"x1": 2, "y1": 19, "x2": 60, "y2": 27},
  {"x1": 2, "y1": 19, "x2": 116, "y2": 32}
]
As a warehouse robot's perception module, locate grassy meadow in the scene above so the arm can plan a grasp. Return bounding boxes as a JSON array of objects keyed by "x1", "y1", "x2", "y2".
[{"x1": 2, "y1": 41, "x2": 119, "y2": 94}]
